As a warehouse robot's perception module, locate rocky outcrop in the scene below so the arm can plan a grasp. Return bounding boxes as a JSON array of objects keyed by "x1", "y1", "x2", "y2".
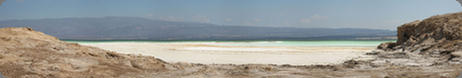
[
  {"x1": 377, "y1": 12, "x2": 462, "y2": 63},
  {"x1": 0, "y1": 27, "x2": 174, "y2": 78}
]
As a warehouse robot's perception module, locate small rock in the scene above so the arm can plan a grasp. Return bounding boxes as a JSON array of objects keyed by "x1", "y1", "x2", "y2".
[{"x1": 451, "y1": 51, "x2": 462, "y2": 57}]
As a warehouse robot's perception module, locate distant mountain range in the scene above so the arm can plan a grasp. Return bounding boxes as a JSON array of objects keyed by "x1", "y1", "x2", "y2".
[{"x1": 0, "y1": 17, "x2": 396, "y2": 40}]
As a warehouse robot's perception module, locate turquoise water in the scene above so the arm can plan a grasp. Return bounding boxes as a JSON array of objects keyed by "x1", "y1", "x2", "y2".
[
  {"x1": 66, "y1": 40, "x2": 395, "y2": 47},
  {"x1": 213, "y1": 41, "x2": 394, "y2": 47}
]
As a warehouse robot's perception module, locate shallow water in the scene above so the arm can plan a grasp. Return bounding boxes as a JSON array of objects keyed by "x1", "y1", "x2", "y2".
[{"x1": 66, "y1": 40, "x2": 394, "y2": 47}]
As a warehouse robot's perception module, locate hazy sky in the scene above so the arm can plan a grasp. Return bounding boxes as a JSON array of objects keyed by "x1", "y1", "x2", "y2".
[{"x1": 0, "y1": 0, "x2": 461, "y2": 30}]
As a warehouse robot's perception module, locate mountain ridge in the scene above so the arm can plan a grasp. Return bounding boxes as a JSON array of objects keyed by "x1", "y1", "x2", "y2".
[{"x1": 0, "y1": 17, "x2": 396, "y2": 40}]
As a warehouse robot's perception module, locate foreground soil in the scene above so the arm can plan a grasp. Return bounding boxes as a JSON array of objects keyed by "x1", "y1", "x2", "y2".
[{"x1": 4, "y1": 11, "x2": 462, "y2": 78}]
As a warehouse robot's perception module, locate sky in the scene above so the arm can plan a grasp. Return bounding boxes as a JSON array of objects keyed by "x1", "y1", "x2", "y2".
[{"x1": 0, "y1": 0, "x2": 461, "y2": 30}]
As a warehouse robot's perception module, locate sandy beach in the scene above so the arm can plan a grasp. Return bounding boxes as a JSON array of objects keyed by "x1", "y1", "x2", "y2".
[{"x1": 78, "y1": 42, "x2": 375, "y2": 65}]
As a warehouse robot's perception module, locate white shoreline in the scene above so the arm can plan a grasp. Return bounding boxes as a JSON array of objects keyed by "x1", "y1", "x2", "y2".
[{"x1": 79, "y1": 42, "x2": 375, "y2": 65}]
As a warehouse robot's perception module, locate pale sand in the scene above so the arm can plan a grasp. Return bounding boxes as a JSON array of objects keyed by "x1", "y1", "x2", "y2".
[{"x1": 79, "y1": 42, "x2": 375, "y2": 65}]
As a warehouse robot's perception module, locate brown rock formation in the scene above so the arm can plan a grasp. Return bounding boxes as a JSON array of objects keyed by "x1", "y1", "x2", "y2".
[
  {"x1": 0, "y1": 27, "x2": 174, "y2": 77},
  {"x1": 379, "y1": 12, "x2": 462, "y2": 63}
]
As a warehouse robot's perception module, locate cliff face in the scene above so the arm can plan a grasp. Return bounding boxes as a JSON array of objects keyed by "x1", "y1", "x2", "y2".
[
  {"x1": 397, "y1": 12, "x2": 462, "y2": 47},
  {"x1": 0, "y1": 27, "x2": 173, "y2": 78},
  {"x1": 378, "y1": 12, "x2": 462, "y2": 63}
]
